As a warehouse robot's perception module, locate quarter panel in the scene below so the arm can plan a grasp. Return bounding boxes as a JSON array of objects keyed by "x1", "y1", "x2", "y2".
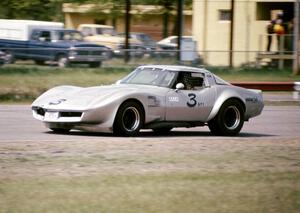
[{"x1": 206, "y1": 86, "x2": 246, "y2": 121}]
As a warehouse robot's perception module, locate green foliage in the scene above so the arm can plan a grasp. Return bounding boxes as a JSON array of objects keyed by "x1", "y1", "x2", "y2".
[
  {"x1": 1, "y1": 172, "x2": 300, "y2": 213},
  {"x1": 0, "y1": 0, "x2": 192, "y2": 21},
  {"x1": 0, "y1": 64, "x2": 299, "y2": 102},
  {"x1": 0, "y1": 0, "x2": 61, "y2": 21}
]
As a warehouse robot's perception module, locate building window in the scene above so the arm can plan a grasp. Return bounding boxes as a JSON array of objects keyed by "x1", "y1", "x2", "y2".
[
  {"x1": 219, "y1": 10, "x2": 231, "y2": 21},
  {"x1": 94, "y1": 19, "x2": 105, "y2": 25},
  {"x1": 256, "y1": 2, "x2": 293, "y2": 21}
]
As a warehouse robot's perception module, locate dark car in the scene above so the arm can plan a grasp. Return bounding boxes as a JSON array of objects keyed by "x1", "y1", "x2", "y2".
[{"x1": 119, "y1": 32, "x2": 156, "y2": 55}]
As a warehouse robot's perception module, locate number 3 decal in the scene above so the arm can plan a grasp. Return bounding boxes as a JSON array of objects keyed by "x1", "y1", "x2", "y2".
[{"x1": 187, "y1": 93, "x2": 197, "y2": 107}]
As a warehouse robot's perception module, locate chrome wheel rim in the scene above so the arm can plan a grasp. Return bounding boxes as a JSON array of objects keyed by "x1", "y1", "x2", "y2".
[
  {"x1": 224, "y1": 106, "x2": 240, "y2": 130},
  {"x1": 58, "y1": 58, "x2": 67, "y2": 67},
  {"x1": 122, "y1": 107, "x2": 140, "y2": 132}
]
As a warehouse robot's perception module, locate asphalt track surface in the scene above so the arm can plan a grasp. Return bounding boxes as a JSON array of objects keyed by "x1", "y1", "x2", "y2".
[{"x1": 0, "y1": 105, "x2": 300, "y2": 142}]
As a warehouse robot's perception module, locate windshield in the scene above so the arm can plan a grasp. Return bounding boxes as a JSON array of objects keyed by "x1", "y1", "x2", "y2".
[
  {"x1": 53, "y1": 31, "x2": 83, "y2": 41},
  {"x1": 120, "y1": 68, "x2": 177, "y2": 88},
  {"x1": 140, "y1": 34, "x2": 154, "y2": 42},
  {"x1": 96, "y1": 28, "x2": 117, "y2": 36}
]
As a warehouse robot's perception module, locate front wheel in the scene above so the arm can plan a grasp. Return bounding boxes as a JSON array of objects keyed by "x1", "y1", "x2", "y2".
[
  {"x1": 57, "y1": 55, "x2": 69, "y2": 68},
  {"x1": 4, "y1": 51, "x2": 15, "y2": 64},
  {"x1": 113, "y1": 101, "x2": 144, "y2": 136},
  {"x1": 88, "y1": 61, "x2": 101, "y2": 68},
  {"x1": 208, "y1": 99, "x2": 244, "y2": 136}
]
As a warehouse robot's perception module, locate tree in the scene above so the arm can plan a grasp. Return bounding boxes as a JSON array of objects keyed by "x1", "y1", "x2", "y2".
[
  {"x1": 132, "y1": 0, "x2": 192, "y2": 37},
  {"x1": 0, "y1": 0, "x2": 63, "y2": 21}
]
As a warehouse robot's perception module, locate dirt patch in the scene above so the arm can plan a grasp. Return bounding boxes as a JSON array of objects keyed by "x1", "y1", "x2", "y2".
[{"x1": 1, "y1": 137, "x2": 300, "y2": 179}]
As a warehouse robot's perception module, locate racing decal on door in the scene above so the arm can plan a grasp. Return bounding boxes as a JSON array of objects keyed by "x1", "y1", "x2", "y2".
[
  {"x1": 187, "y1": 93, "x2": 204, "y2": 107},
  {"x1": 169, "y1": 96, "x2": 179, "y2": 102}
]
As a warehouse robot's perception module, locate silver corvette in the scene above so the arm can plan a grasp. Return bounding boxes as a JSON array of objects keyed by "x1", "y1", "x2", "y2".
[{"x1": 31, "y1": 65, "x2": 264, "y2": 136}]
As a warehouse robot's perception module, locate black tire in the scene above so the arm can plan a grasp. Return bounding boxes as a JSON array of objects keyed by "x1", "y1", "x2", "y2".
[
  {"x1": 57, "y1": 54, "x2": 69, "y2": 68},
  {"x1": 88, "y1": 61, "x2": 101, "y2": 68},
  {"x1": 4, "y1": 51, "x2": 15, "y2": 64},
  {"x1": 208, "y1": 99, "x2": 244, "y2": 136},
  {"x1": 50, "y1": 128, "x2": 70, "y2": 133},
  {"x1": 35, "y1": 60, "x2": 45, "y2": 65},
  {"x1": 152, "y1": 127, "x2": 173, "y2": 135},
  {"x1": 113, "y1": 101, "x2": 144, "y2": 136}
]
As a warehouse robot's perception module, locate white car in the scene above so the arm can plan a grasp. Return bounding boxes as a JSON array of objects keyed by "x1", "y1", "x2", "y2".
[
  {"x1": 157, "y1": 36, "x2": 194, "y2": 56},
  {"x1": 32, "y1": 65, "x2": 264, "y2": 136}
]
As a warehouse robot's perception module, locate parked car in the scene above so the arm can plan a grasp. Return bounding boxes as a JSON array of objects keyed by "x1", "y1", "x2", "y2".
[
  {"x1": 31, "y1": 65, "x2": 264, "y2": 136},
  {"x1": 156, "y1": 36, "x2": 193, "y2": 56},
  {"x1": 78, "y1": 24, "x2": 146, "y2": 57},
  {"x1": 118, "y1": 32, "x2": 156, "y2": 55},
  {"x1": 0, "y1": 19, "x2": 111, "y2": 67}
]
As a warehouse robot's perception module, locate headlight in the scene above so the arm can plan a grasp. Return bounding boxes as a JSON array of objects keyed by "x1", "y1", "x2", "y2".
[
  {"x1": 69, "y1": 50, "x2": 78, "y2": 56},
  {"x1": 117, "y1": 43, "x2": 125, "y2": 49}
]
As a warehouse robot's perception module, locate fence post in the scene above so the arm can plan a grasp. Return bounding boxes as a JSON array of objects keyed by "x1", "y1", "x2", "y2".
[
  {"x1": 293, "y1": 0, "x2": 299, "y2": 75},
  {"x1": 279, "y1": 35, "x2": 284, "y2": 69},
  {"x1": 256, "y1": 34, "x2": 262, "y2": 68}
]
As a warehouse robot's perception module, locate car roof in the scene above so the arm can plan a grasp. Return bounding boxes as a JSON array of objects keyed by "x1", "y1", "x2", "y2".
[
  {"x1": 138, "y1": 65, "x2": 209, "y2": 74},
  {"x1": 79, "y1": 24, "x2": 113, "y2": 29}
]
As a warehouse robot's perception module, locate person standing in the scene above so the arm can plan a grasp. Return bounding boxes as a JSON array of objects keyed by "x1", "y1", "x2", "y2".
[
  {"x1": 266, "y1": 20, "x2": 275, "y2": 52},
  {"x1": 273, "y1": 13, "x2": 285, "y2": 52}
]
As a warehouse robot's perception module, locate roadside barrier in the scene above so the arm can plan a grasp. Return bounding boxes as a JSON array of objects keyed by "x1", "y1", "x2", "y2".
[{"x1": 232, "y1": 82, "x2": 300, "y2": 100}]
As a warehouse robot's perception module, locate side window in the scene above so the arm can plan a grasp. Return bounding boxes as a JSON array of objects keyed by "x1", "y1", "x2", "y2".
[
  {"x1": 39, "y1": 31, "x2": 51, "y2": 42},
  {"x1": 170, "y1": 37, "x2": 177, "y2": 44},
  {"x1": 82, "y1": 27, "x2": 92, "y2": 36},
  {"x1": 31, "y1": 31, "x2": 40, "y2": 40},
  {"x1": 176, "y1": 72, "x2": 204, "y2": 90}
]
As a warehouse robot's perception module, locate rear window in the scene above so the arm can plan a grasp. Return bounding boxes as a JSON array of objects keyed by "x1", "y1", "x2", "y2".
[{"x1": 213, "y1": 75, "x2": 230, "y2": 85}]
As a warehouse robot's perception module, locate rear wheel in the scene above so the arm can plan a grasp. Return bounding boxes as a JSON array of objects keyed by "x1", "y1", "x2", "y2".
[
  {"x1": 113, "y1": 101, "x2": 144, "y2": 136},
  {"x1": 35, "y1": 60, "x2": 45, "y2": 65},
  {"x1": 208, "y1": 99, "x2": 244, "y2": 136}
]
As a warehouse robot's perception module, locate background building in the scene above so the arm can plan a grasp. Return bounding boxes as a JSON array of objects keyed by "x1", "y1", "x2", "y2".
[
  {"x1": 63, "y1": 3, "x2": 192, "y2": 41},
  {"x1": 192, "y1": 0, "x2": 295, "y2": 66}
]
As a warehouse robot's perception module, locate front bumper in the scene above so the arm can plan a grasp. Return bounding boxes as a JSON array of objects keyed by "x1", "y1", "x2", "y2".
[
  {"x1": 31, "y1": 105, "x2": 115, "y2": 133},
  {"x1": 32, "y1": 106, "x2": 83, "y2": 123},
  {"x1": 113, "y1": 46, "x2": 146, "y2": 57},
  {"x1": 68, "y1": 49, "x2": 112, "y2": 62},
  {"x1": 68, "y1": 55, "x2": 106, "y2": 62}
]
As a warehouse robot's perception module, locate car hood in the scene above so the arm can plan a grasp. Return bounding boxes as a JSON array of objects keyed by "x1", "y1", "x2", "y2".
[
  {"x1": 84, "y1": 35, "x2": 141, "y2": 45},
  {"x1": 33, "y1": 84, "x2": 167, "y2": 110},
  {"x1": 51, "y1": 41, "x2": 107, "y2": 49}
]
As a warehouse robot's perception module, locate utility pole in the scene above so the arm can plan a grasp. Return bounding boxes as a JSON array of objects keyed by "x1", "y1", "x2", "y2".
[
  {"x1": 293, "y1": 0, "x2": 299, "y2": 75},
  {"x1": 177, "y1": 0, "x2": 183, "y2": 62},
  {"x1": 125, "y1": 0, "x2": 131, "y2": 63},
  {"x1": 229, "y1": 0, "x2": 235, "y2": 67}
]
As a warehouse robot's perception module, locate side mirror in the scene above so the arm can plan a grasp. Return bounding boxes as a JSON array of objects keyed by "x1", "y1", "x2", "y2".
[{"x1": 175, "y1": 83, "x2": 184, "y2": 92}]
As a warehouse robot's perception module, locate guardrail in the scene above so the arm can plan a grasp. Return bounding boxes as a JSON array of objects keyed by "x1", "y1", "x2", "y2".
[
  {"x1": 232, "y1": 82, "x2": 300, "y2": 100},
  {"x1": 232, "y1": 82, "x2": 295, "y2": 91}
]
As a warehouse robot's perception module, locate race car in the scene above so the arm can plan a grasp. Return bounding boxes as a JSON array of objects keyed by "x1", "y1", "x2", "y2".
[{"x1": 31, "y1": 65, "x2": 264, "y2": 136}]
